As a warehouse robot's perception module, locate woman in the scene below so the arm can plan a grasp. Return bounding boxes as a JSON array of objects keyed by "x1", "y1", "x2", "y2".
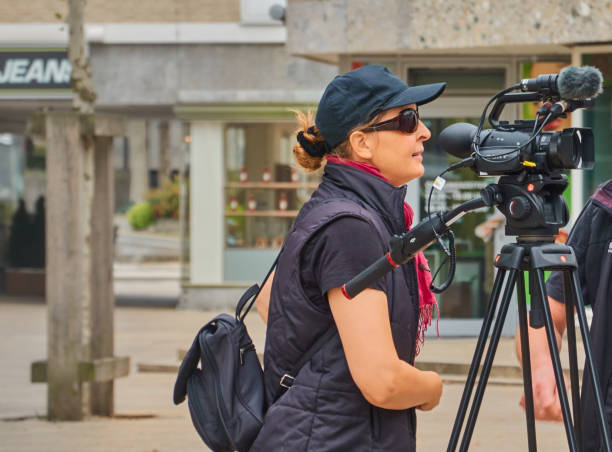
[{"x1": 251, "y1": 65, "x2": 446, "y2": 452}]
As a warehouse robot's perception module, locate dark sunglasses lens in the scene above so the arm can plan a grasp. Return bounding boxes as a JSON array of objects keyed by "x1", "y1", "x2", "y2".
[{"x1": 400, "y1": 109, "x2": 418, "y2": 133}]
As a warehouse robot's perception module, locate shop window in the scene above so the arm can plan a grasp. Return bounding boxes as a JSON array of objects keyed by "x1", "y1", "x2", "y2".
[
  {"x1": 582, "y1": 53, "x2": 612, "y2": 203},
  {"x1": 420, "y1": 117, "x2": 497, "y2": 319},
  {"x1": 224, "y1": 123, "x2": 320, "y2": 249},
  {"x1": 408, "y1": 67, "x2": 506, "y2": 95}
]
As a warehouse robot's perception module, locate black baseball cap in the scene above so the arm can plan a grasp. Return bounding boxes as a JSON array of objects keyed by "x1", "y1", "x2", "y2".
[{"x1": 315, "y1": 65, "x2": 446, "y2": 149}]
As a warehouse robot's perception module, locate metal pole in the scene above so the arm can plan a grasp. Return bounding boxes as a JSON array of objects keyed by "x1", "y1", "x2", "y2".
[{"x1": 516, "y1": 273, "x2": 537, "y2": 452}]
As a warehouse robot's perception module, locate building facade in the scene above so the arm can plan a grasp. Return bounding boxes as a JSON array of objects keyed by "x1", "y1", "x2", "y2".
[{"x1": 2, "y1": 0, "x2": 611, "y2": 335}]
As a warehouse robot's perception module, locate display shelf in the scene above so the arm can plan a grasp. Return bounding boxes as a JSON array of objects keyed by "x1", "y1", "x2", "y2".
[
  {"x1": 225, "y1": 182, "x2": 318, "y2": 189},
  {"x1": 224, "y1": 210, "x2": 300, "y2": 217}
]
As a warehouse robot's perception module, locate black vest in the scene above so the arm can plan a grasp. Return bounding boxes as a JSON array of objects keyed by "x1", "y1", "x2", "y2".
[
  {"x1": 574, "y1": 181, "x2": 612, "y2": 451},
  {"x1": 250, "y1": 163, "x2": 421, "y2": 452}
]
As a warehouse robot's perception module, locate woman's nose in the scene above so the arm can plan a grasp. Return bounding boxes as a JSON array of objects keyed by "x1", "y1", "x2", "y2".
[{"x1": 419, "y1": 120, "x2": 431, "y2": 141}]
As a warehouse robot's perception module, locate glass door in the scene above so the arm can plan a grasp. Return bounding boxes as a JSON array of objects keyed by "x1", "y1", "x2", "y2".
[
  {"x1": 407, "y1": 63, "x2": 512, "y2": 336},
  {"x1": 421, "y1": 117, "x2": 497, "y2": 322}
]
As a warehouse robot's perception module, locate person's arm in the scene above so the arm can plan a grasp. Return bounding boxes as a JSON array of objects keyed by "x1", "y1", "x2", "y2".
[
  {"x1": 328, "y1": 287, "x2": 443, "y2": 411},
  {"x1": 255, "y1": 270, "x2": 274, "y2": 324},
  {"x1": 514, "y1": 295, "x2": 567, "y2": 421}
]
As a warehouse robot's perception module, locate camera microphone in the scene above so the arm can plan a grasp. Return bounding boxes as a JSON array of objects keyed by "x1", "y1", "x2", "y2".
[{"x1": 520, "y1": 65, "x2": 603, "y2": 100}]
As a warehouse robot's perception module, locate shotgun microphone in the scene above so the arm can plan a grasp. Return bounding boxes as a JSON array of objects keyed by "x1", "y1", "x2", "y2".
[{"x1": 520, "y1": 65, "x2": 603, "y2": 100}]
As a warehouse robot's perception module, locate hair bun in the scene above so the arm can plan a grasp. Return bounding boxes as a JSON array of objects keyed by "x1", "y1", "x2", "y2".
[{"x1": 297, "y1": 130, "x2": 330, "y2": 158}]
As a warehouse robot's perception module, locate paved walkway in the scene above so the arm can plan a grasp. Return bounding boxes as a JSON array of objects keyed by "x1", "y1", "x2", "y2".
[{"x1": 0, "y1": 297, "x2": 572, "y2": 451}]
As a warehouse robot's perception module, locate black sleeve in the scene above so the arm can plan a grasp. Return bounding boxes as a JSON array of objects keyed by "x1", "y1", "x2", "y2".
[
  {"x1": 300, "y1": 216, "x2": 388, "y2": 306},
  {"x1": 546, "y1": 203, "x2": 593, "y2": 304}
]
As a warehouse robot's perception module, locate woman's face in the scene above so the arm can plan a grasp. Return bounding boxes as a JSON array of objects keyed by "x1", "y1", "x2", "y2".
[{"x1": 358, "y1": 104, "x2": 431, "y2": 187}]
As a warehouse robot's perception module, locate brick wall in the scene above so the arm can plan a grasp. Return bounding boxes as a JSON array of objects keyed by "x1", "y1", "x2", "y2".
[{"x1": 0, "y1": 0, "x2": 240, "y2": 23}]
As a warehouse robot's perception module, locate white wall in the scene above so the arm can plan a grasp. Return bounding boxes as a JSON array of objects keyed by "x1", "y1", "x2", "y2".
[{"x1": 190, "y1": 122, "x2": 224, "y2": 284}]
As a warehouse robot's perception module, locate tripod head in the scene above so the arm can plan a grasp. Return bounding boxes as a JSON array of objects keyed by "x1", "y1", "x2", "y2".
[{"x1": 495, "y1": 172, "x2": 569, "y2": 237}]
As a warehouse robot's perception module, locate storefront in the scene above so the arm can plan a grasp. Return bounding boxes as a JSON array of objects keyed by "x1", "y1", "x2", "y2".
[{"x1": 178, "y1": 102, "x2": 326, "y2": 308}]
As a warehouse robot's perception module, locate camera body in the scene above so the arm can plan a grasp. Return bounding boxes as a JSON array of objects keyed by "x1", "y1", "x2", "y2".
[{"x1": 473, "y1": 121, "x2": 594, "y2": 176}]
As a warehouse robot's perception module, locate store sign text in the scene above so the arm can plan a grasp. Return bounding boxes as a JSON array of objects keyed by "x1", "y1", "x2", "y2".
[{"x1": 0, "y1": 50, "x2": 71, "y2": 90}]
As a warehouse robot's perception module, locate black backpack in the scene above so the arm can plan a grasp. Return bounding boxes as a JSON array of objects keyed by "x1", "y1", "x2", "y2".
[{"x1": 173, "y1": 258, "x2": 336, "y2": 452}]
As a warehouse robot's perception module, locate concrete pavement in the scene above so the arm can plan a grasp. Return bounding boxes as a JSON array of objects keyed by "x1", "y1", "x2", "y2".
[{"x1": 0, "y1": 296, "x2": 576, "y2": 451}]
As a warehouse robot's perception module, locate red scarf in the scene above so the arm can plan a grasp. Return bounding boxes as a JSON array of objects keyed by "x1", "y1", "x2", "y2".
[{"x1": 327, "y1": 156, "x2": 439, "y2": 354}]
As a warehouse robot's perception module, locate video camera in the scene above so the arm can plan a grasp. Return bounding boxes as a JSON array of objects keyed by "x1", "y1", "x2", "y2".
[{"x1": 436, "y1": 65, "x2": 602, "y2": 236}]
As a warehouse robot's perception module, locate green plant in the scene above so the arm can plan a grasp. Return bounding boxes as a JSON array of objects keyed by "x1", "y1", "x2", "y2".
[
  {"x1": 127, "y1": 202, "x2": 154, "y2": 230},
  {"x1": 147, "y1": 177, "x2": 180, "y2": 219}
]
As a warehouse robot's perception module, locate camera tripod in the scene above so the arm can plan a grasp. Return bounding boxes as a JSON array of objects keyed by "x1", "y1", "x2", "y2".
[
  {"x1": 447, "y1": 237, "x2": 612, "y2": 452},
  {"x1": 342, "y1": 179, "x2": 611, "y2": 451}
]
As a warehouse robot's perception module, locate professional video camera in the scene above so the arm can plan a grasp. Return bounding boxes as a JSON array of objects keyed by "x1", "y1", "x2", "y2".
[
  {"x1": 439, "y1": 67, "x2": 600, "y2": 175},
  {"x1": 435, "y1": 65, "x2": 601, "y2": 236}
]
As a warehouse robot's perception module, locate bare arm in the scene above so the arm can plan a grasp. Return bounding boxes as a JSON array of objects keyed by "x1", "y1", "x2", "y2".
[
  {"x1": 255, "y1": 270, "x2": 274, "y2": 324},
  {"x1": 514, "y1": 295, "x2": 568, "y2": 421},
  {"x1": 328, "y1": 287, "x2": 443, "y2": 411}
]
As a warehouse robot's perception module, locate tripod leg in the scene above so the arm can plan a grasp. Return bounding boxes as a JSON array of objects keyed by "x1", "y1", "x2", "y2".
[
  {"x1": 516, "y1": 273, "x2": 537, "y2": 452},
  {"x1": 459, "y1": 269, "x2": 520, "y2": 452},
  {"x1": 563, "y1": 271, "x2": 583, "y2": 450},
  {"x1": 447, "y1": 268, "x2": 507, "y2": 452},
  {"x1": 534, "y1": 269, "x2": 578, "y2": 451},
  {"x1": 570, "y1": 270, "x2": 612, "y2": 452}
]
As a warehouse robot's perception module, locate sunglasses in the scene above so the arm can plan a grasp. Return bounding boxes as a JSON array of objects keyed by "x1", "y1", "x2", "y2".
[{"x1": 361, "y1": 108, "x2": 420, "y2": 134}]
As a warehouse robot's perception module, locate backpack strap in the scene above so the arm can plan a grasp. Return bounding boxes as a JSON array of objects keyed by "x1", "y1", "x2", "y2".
[{"x1": 236, "y1": 252, "x2": 281, "y2": 323}]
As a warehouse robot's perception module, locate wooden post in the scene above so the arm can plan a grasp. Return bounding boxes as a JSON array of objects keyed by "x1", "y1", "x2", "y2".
[
  {"x1": 42, "y1": 113, "x2": 128, "y2": 420},
  {"x1": 45, "y1": 112, "x2": 89, "y2": 421},
  {"x1": 90, "y1": 135, "x2": 114, "y2": 416}
]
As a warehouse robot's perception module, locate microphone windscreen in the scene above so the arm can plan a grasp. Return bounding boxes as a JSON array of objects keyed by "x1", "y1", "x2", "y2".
[
  {"x1": 558, "y1": 66, "x2": 603, "y2": 100},
  {"x1": 438, "y1": 122, "x2": 478, "y2": 159}
]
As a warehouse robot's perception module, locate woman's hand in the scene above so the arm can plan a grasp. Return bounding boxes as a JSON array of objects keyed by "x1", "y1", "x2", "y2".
[{"x1": 416, "y1": 371, "x2": 443, "y2": 411}]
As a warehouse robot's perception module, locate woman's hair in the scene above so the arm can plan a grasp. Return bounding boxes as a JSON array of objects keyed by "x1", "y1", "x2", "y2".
[{"x1": 292, "y1": 109, "x2": 381, "y2": 172}]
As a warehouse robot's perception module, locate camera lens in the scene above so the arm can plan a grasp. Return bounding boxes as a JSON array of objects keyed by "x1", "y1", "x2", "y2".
[{"x1": 545, "y1": 129, "x2": 580, "y2": 169}]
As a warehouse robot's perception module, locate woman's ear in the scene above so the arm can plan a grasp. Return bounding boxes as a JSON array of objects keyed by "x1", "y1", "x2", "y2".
[{"x1": 348, "y1": 131, "x2": 375, "y2": 161}]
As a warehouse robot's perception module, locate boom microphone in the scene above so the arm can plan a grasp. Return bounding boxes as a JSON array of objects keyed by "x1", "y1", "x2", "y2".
[{"x1": 520, "y1": 65, "x2": 603, "y2": 100}]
